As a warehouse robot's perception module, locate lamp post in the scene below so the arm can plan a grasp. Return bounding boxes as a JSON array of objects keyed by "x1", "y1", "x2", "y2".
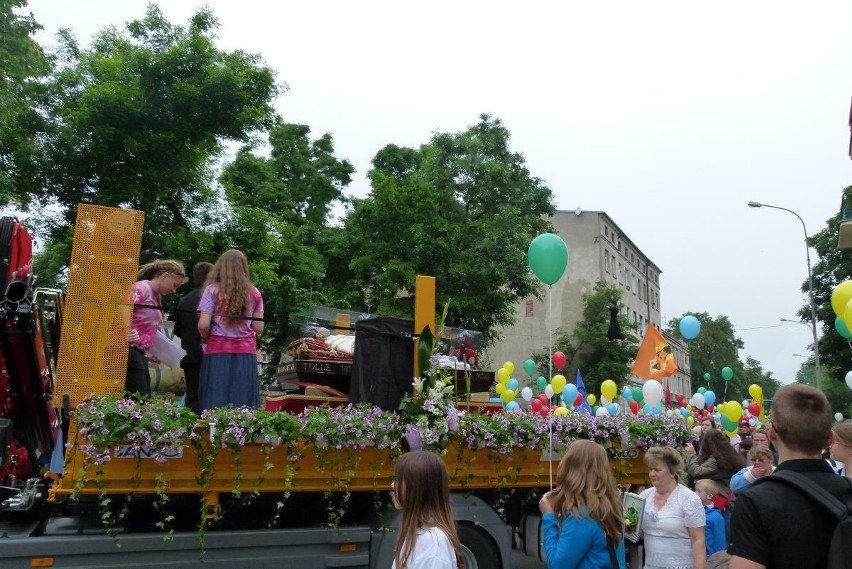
[{"x1": 748, "y1": 201, "x2": 822, "y2": 389}]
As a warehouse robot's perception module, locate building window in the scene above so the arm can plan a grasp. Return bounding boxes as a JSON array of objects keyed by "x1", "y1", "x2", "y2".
[
  {"x1": 525, "y1": 300, "x2": 534, "y2": 317},
  {"x1": 633, "y1": 310, "x2": 638, "y2": 323},
  {"x1": 605, "y1": 226, "x2": 609, "y2": 237}
]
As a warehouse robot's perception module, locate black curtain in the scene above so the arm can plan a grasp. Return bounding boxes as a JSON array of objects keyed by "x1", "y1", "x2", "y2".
[{"x1": 349, "y1": 316, "x2": 414, "y2": 411}]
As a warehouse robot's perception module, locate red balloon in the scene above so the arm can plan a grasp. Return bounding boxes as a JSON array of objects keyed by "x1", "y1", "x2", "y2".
[
  {"x1": 707, "y1": 404, "x2": 714, "y2": 412},
  {"x1": 538, "y1": 394, "x2": 549, "y2": 404},
  {"x1": 629, "y1": 401, "x2": 640, "y2": 414},
  {"x1": 552, "y1": 351, "x2": 567, "y2": 369},
  {"x1": 748, "y1": 403, "x2": 760, "y2": 416},
  {"x1": 574, "y1": 394, "x2": 584, "y2": 407},
  {"x1": 539, "y1": 406, "x2": 550, "y2": 417},
  {"x1": 531, "y1": 399, "x2": 543, "y2": 411}
]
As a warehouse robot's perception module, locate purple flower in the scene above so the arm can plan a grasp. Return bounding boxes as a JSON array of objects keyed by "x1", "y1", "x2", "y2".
[{"x1": 405, "y1": 424, "x2": 423, "y2": 451}]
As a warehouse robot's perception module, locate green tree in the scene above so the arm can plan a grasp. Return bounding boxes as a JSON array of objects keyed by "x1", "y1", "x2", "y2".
[
  {"x1": 531, "y1": 281, "x2": 640, "y2": 397},
  {"x1": 0, "y1": 0, "x2": 52, "y2": 206},
  {"x1": 30, "y1": 5, "x2": 279, "y2": 264},
  {"x1": 805, "y1": 185, "x2": 852, "y2": 391},
  {"x1": 664, "y1": 313, "x2": 781, "y2": 403},
  {"x1": 338, "y1": 114, "x2": 556, "y2": 345}
]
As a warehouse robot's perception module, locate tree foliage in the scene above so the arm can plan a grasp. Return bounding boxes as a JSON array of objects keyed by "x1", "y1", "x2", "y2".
[
  {"x1": 32, "y1": 5, "x2": 279, "y2": 262},
  {"x1": 805, "y1": 185, "x2": 852, "y2": 390},
  {"x1": 0, "y1": 0, "x2": 52, "y2": 206},
  {"x1": 337, "y1": 114, "x2": 556, "y2": 345},
  {"x1": 531, "y1": 281, "x2": 640, "y2": 397}
]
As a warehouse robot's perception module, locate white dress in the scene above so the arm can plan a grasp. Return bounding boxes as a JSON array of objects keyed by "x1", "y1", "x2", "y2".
[
  {"x1": 392, "y1": 526, "x2": 458, "y2": 569},
  {"x1": 639, "y1": 484, "x2": 705, "y2": 569}
]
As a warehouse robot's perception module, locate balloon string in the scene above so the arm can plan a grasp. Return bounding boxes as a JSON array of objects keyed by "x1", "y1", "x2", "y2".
[{"x1": 548, "y1": 284, "x2": 553, "y2": 492}]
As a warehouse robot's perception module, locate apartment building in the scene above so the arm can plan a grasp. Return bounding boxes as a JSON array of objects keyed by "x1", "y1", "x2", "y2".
[{"x1": 484, "y1": 209, "x2": 692, "y2": 397}]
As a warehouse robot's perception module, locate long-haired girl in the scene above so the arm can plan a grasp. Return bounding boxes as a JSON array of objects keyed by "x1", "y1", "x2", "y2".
[
  {"x1": 197, "y1": 249, "x2": 263, "y2": 410},
  {"x1": 126, "y1": 259, "x2": 187, "y2": 396},
  {"x1": 539, "y1": 439, "x2": 625, "y2": 568},
  {"x1": 391, "y1": 451, "x2": 464, "y2": 569}
]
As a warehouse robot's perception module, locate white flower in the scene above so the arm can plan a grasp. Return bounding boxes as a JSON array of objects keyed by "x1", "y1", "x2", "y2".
[{"x1": 412, "y1": 377, "x2": 423, "y2": 395}]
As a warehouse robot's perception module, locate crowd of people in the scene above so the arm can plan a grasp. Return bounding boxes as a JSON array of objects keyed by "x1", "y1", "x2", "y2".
[
  {"x1": 391, "y1": 384, "x2": 850, "y2": 569},
  {"x1": 125, "y1": 249, "x2": 264, "y2": 412}
]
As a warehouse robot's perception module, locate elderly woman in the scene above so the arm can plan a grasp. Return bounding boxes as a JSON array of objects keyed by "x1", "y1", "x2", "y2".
[
  {"x1": 639, "y1": 446, "x2": 706, "y2": 569},
  {"x1": 729, "y1": 445, "x2": 776, "y2": 495}
]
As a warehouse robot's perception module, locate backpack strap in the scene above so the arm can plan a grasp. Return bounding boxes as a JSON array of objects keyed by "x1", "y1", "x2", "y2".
[
  {"x1": 754, "y1": 469, "x2": 852, "y2": 521},
  {"x1": 607, "y1": 538, "x2": 620, "y2": 569}
]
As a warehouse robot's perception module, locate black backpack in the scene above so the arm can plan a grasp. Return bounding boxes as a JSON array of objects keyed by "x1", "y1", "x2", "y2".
[{"x1": 754, "y1": 470, "x2": 852, "y2": 569}]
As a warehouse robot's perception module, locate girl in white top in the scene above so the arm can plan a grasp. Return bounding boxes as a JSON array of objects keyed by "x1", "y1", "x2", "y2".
[
  {"x1": 639, "y1": 447, "x2": 706, "y2": 569},
  {"x1": 830, "y1": 421, "x2": 852, "y2": 477},
  {"x1": 391, "y1": 451, "x2": 463, "y2": 569}
]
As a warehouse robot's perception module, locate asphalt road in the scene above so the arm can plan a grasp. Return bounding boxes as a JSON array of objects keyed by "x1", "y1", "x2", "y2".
[{"x1": 511, "y1": 549, "x2": 546, "y2": 568}]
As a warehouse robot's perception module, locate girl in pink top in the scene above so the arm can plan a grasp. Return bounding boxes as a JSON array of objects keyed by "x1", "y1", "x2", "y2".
[
  {"x1": 126, "y1": 259, "x2": 187, "y2": 396},
  {"x1": 197, "y1": 249, "x2": 264, "y2": 410}
]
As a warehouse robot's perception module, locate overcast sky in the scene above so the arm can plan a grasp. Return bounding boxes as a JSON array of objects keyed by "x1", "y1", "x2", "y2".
[{"x1": 28, "y1": 0, "x2": 852, "y2": 387}]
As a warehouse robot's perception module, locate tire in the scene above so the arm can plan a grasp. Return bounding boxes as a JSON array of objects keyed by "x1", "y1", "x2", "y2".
[{"x1": 458, "y1": 522, "x2": 501, "y2": 569}]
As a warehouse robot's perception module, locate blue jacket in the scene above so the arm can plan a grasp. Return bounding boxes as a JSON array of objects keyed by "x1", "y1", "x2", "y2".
[
  {"x1": 704, "y1": 505, "x2": 727, "y2": 557},
  {"x1": 542, "y1": 511, "x2": 626, "y2": 569}
]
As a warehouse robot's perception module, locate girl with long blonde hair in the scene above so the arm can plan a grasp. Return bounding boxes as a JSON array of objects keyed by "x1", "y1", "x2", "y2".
[
  {"x1": 197, "y1": 249, "x2": 263, "y2": 410},
  {"x1": 391, "y1": 451, "x2": 464, "y2": 569},
  {"x1": 539, "y1": 439, "x2": 625, "y2": 568}
]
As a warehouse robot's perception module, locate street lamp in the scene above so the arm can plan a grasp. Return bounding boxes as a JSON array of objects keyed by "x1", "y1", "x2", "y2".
[{"x1": 749, "y1": 201, "x2": 822, "y2": 388}]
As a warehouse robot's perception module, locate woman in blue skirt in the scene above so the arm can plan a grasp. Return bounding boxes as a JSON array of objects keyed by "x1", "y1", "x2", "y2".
[{"x1": 197, "y1": 249, "x2": 264, "y2": 410}]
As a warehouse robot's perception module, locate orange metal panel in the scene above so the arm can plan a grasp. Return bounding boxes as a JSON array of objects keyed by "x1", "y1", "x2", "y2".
[{"x1": 52, "y1": 205, "x2": 144, "y2": 408}]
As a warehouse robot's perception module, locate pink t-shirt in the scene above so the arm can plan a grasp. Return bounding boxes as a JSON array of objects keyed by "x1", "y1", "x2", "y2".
[
  {"x1": 130, "y1": 280, "x2": 162, "y2": 350},
  {"x1": 198, "y1": 284, "x2": 263, "y2": 355}
]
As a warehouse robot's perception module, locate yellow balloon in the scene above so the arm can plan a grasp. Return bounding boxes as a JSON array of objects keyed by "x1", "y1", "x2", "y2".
[
  {"x1": 686, "y1": 404, "x2": 692, "y2": 411},
  {"x1": 554, "y1": 406, "x2": 569, "y2": 416},
  {"x1": 832, "y1": 280, "x2": 852, "y2": 316},
  {"x1": 843, "y1": 299, "x2": 852, "y2": 330},
  {"x1": 601, "y1": 379, "x2": 617, "y2": 402},
  {"x1": 724, "y1": 428, "x2": 738, "y2": 439},
  {"x1": 748, "y1": 384, "x2": 762, "y2": 399},
  {"x1": 501, "y1": 389, "x2": 516, "y2": 403},
  {"x1": 503, "y1": 361, "x2": 515, "y2": 374},
  {"x1": 587, "y1": 394, "x2": 597, "y2": 406},
  {"x1": 724, "y1": 401, "x2": 744, "y2": 423},
  {"x1": 687, "y1": 415, "x2": 695, "y2": 426},
  {"x1": 497, "y1": 367, "x2": 510, "y2": 384},
  {"x1": 495, "y1": 383, "x2": 506, "y2": 394},
  {"x1": 551, "y1": 374, "x2": 567, "y2": 394},
  {"x1": 717, "y1": 402, "x2": 725, "y2": 414}
]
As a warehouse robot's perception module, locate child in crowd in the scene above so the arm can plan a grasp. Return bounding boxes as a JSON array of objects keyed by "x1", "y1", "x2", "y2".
[{"x1": 695, "y1": 478, "x2": 727, "y2": 558}]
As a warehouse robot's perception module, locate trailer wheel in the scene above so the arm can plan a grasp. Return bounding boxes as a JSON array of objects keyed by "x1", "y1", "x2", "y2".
[{"x1": 459, "y1": 523, "x2": 501, "y2": 569}]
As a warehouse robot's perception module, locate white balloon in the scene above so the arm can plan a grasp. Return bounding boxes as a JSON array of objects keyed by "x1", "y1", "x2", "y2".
[
  {"x1": 665, "y1": 409, "x2": 674, "y2": 416},
  {"x1": 545, "y1": 385, "x2": 555, "y2": 398},
  {"x1": 595, "y1": 406, "x2": 609, "y2": 417},
  {"x1": 642, "y1": 380, "x2": 664, "y2": 407},
  {"x1": 846, "y1": 370, "x2": 852, "y2": 390},
  {"x1": 692, "y1": 393, "x2": 706, "y2": 410},
  {"x1": 742, "y1": 400, "x2": 749, "y2": 408},
  {"x1": 835, "y1": 412, "x2": 844, "y2": 422},
  {"x1": 521, "y1": 386, "x2": 533, "y2": 402},
  {"x1": 600, "y1": 396, "x2": 610, "y2": 407}
]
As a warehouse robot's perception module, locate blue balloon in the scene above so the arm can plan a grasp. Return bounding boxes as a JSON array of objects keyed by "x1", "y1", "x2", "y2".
[
  {"x1": 680, "y1": 407, "x2": 690, "y2": 417},
  {"x1": 562, "y1": 384, "x2": 578, "y2": 404},
  {"x1": 643, "y1": 404, "x2": 652, "y2": 415},
  {"x1": 704, "y1": 390, "x2": 716, "y2": 405},
  {"x1": 679, "y1": 315, "x2": 701, "y2": 340},
  {"x1": 652, "y1": 405, "x2": 663, "y2": 415},
  {"x1": 623, "y1": 387, "x2": 633, "y2": 401},
  {"x1": 507, "y1": 378, "x2": 519, "y2": 391},
  {"x1": 505, "y1": 401, "x2": 520, "y2": 412},
  {"x1": 607, "y1": 403, "x2": 617, "y2": 416}
]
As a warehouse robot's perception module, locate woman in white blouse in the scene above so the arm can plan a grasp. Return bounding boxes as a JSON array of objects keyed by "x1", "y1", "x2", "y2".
[{"x1": 639, "y1": 446, "x2": 706, "y2": 569}]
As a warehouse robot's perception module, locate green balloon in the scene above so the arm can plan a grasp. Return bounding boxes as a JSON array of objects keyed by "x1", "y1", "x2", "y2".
[
  {"x1": 703, "y1": 373, "x2": 711, "y2": 381},
  {"x1": 523, "y1": 358, "x2": 537, "y2": 377},
  {"x1": 697, "y1": 387, "x2": 706, "y2": 395},
  {"x1": 536, "y1": 376, "x2": 548, "y2": 390},
  {"x1": 632, "y1": 388, "x2": 644, "y2": 404},
  {"x1": 721, "y1": 366, "x2": 734, "y2": 381},
  {"x1": 721, "y1": 414, "x2": 738, "y2": 432},
  {"x1": 528, "y1": 233, "x2": 569, "y2": 285},
  {"x1": 836, "y1": 317, "x2": 852, "y2": 340}
]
